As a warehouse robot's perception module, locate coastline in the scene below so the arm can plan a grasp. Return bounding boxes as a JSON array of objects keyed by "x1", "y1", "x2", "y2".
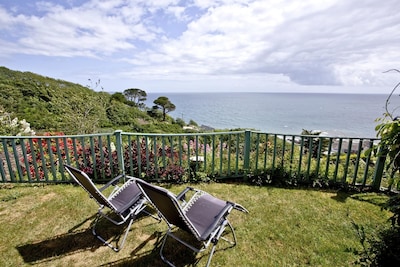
[{"x1": 146, "y1": 92, "x2": 394, "y2": 138}]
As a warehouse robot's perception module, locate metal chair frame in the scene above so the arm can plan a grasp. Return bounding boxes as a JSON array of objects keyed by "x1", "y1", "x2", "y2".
[
  {"x1": 136, "y1": 179, "x2": 248, "y2": 267},
  {"x1": 64, "y1": 165, "x2": 158, "y2": 251}
]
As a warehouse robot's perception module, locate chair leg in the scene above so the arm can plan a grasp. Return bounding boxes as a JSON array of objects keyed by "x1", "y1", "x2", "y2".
[
  {"x1": 206, "y1": 244, "x2": 217, "y2": 267},
  {"x1": 159, "y1": 221, "x2": 236, "y2": 267},
  {"x1": 204, "y1": 220, "x2": 230, "y2": 267},
  {"x1": 92, "y1": 214, "x2": 134, "y2": 252},
  {"x1": 205, "y1": 220, "x2": 238, "y2": 267},
  {"x1": 115, "y1": 215, "x2": 135, "y2": 251},
  {"x1": 220, "y1": 221, "x2": 237, "y2": 247},
  {"x1": 159, "y1": 230, "x2": 176, "y2": 267}
]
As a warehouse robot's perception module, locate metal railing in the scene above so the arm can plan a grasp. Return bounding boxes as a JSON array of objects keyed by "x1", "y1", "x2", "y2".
[{"x1": 0, "y1": 130, "x2": 385, "y2": 190}]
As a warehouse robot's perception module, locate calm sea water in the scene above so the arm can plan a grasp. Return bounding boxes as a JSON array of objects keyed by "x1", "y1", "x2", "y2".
[{"x1": 146, "y1": 93, "x2": 400, "y2": 138}]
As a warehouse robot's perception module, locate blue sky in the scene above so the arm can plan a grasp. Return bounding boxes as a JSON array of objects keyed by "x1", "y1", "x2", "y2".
[{"x1": 1, "y1": 0, "x2": 400, "y2": 93}]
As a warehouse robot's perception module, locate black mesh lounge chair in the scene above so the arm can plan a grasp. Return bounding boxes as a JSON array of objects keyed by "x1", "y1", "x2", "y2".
[
  {"x1": 64, "y1": 165, "x2": 156, "y2": 252},
  {"x1": 135, "y1": 179, "x2": 248, "y2": 267}
]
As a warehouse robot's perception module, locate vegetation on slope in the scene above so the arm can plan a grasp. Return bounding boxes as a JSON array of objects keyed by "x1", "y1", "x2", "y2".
[{"x1": 0, "y1": 66, "x2": 190, "y2": 135}]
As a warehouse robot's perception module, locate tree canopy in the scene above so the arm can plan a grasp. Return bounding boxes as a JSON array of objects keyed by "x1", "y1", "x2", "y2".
[
  {"x1": 123, "y1": 88, "x2": 147, "y2": 109},
  {"x1": 153, "y1": 96, "x2": 176, "y2": 121}
]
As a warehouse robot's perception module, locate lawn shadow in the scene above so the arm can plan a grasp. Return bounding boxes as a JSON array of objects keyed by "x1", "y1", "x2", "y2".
[
  {"x1": 101, "y1": 228, "x2": 237, "y2": 267},
  {"x1": 350, "y1": 192, "x2": 390, "y2": 208},
  {"x1": 16, "y1": 211, "x2": 163, "y2": 265},
  {"x1": 331, "y1": 190, "x2": 352, "y2": 203},
  {"x1": 16, "y1": 227, "x2": 100, "y2": 264},
  {"x1": 331, "y1": 188, "x2": 389, "y2": 208},
  {"x1": 16, "y1": 213, "x2": 131, "y2": 264}
]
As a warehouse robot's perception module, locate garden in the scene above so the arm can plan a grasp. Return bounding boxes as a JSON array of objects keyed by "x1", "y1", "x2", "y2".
[{"x1": 0, "y1": 182, "x2": 392, "y2": 266}]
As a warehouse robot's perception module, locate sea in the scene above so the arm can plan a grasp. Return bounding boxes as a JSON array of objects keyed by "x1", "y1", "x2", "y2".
[{"x1": 145, "y1": 92, "x2": 400, "y2": 138}]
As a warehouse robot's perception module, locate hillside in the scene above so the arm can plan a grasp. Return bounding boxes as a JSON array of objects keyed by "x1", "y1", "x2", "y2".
[{"x1": 0, "y1": 66, "x2": 183, "y2": 134}]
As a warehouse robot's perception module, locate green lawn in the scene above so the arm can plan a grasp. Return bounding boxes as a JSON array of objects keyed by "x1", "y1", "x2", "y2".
[{"x1": 0, "y1": 182, "x2": 391, "y2": 266}]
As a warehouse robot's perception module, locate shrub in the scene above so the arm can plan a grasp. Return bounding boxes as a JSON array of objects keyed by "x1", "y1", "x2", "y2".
[
  {"x1": 354, "y1": 194, "x2": 400, "y2": 266},
  {"x1": 71, "y1": 138, "x2": 187, "y2": 182},
  {"x1": 21, "y1": 132, "x2": 80, "y2": 180},
  {"x1": 75, "y1": 139, "x2": 119, "y2": 179},
  {"x1": 123, "y1": 138, "x2": 186, "y2": 182},
  {"x1": 0, "y1": 107, "x2": 35, "y2": 136}
]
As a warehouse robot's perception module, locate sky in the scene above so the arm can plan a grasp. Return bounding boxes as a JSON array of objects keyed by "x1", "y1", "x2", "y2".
[{"x1": 1, "y1": 0, "x2": 400, "y2": 94}]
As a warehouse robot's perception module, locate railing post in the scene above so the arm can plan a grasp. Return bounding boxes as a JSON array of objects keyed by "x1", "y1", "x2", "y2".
[
  {"x1": 372, "y1": 148, "x2": 386, "y2": 191},
  {"x1": 243, "y1": 130, "x2": 251, "y2": 179},
  {"x1": 114, "y1": 130, "x2": 125, "y2": 176}
]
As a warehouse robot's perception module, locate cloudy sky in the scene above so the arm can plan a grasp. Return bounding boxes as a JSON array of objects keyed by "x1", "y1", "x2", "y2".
[{"x1": 1, "y1": 0, "x2": 400, "y2": 93}]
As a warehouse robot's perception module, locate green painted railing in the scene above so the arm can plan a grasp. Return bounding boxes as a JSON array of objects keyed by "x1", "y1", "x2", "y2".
[{"x1": 0, "y1": 130, "x2": 385, "y2": 190}]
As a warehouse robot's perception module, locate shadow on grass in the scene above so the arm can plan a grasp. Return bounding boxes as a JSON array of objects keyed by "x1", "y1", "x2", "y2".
[
  {"x1": 100, "y1": 229, "x2": 237, "y2": 267},
  {"x1": 16, "y1": 211, "x2": 236, "y2": 266},
  {"x1": 100, "y1": 230, "x2": 200, "y2": 266},
  {"x1": 16, "y1": 228, "x2": 101, "y2": 264},
  {"x1": 16, "y1": 213, "x2": 144, "y2": 264},
  {"x1": 331, "y1": 189, "x2": 389, "y2": 208},
  {"x1": 331, "y1": 190, "x2": 352, "y2": 203},
  {"x1": 16, "y1": 214, "x2": 102, "y2": 264}
]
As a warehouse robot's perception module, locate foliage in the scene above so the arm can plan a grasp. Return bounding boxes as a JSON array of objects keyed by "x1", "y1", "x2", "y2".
[
  {"x1": 354, "y1": 70, "x2": 400, "y2": 266},
  {"x1": 110, "y1": 92, "x2": 126, "y2": 103},
  {"x1": 0, "y1": 107, "x2": 35, "y2": 136},
  {"x1": 75, "y1": 139, "x2": 119, "y2": 179},
  {"x1": 0, "y1": 67, "x2": 108, "y2": 133},
  {"x1": 301, "y1": 129, "x2": 329, "y2": 158},
  {"x1": 353, "y1": 194, "x2": 400, "y2": 266},
  {"x1": 64, "y1": 138, "x2": 187, "y2": 182},
  {"x1": 386, "y1": 194, "x2": 400, "y2": 227},
  {"x1": 0, "y1": 66, "x2": 185, "y2": 134},
  {"x1": 123, "y1": 138, "x2": 186, "y2": 182},
  {"x1": 123, "y1": 88, "x2": 147, "y2": 109},
  {"x1": 106, "y1": 102, "x2": 138, "y2": 126},
  {"x1": 20, "y1": 132, "x2": 81, "y2": 180},
  {"x1": 374, "y1": 69, "x2": 400, "y2": 189},
  {"x1": 175, "y1": 118, "x2": 186, "y2": 127},
  {"x1": 189, "y1": 119, "x2": 198, "y2": 126},
  {"x1": 246, "y1": 168, "x2": 332, "y2": 188},
  {"x1": 153, "y1": 96, "x2": 176, "y2": 121}
]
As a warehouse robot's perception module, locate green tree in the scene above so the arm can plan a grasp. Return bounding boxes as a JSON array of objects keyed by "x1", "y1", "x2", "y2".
[
  {"x1": 301, "y1": 129, "x2": 328, "y2": 158},
  {"x1": 175, "y1": 118, "x2": 186, "y2": 127},
  {"x1": 153, "y1": 96, "x2": 176, "y2": 121},
  {"x1": 123, "y1": 88, "x2": 147, "y2": 108},
  {"x1": 110, "y1": 92, "x2": 126, "y2": 103}
]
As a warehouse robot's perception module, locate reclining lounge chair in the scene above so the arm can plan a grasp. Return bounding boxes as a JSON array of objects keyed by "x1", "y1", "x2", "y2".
[
  {"x1": 64, "y1": 165, "x2": 155, "y2": 252},
  {"x1": 135, "y1": 179, "x2": 248, "y2": 267}
]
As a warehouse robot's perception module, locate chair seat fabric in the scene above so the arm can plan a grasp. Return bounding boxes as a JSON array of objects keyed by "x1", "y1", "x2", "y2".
[
  {"x1": 109, "y1": 180, "x2": 142, "y2": 214},
  {"x1": 185, "y1": 194, "x2": 232, "y2": 240}
]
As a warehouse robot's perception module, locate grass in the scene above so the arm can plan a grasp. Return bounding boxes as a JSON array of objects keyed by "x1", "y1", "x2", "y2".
[{"x1": 0, "y1": 182, "x2": 392, "y2": 267}]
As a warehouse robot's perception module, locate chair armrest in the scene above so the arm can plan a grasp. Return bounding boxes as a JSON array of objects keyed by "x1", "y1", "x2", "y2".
[
  {"x1": 176, "y1": 186, "x2": 194, "y2": 201},
  {"x1": 98, "y1": 174, "x2": 125, "y2": 192},
  {"x1": 231, "y1": 202, "x2": 249, "y2": 213}
]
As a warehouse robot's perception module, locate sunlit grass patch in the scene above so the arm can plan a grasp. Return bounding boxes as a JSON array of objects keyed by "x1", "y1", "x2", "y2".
[{"x1": 0, "y1": 182, "x2": 391, "y2": 266}]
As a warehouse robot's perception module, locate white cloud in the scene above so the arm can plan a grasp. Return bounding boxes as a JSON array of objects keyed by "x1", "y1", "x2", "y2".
[{"x1": 0, "y1": 0, "x2": 400, "y2": 92}]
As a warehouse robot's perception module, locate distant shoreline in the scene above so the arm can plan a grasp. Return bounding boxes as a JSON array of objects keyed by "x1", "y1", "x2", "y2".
[{"x1": 146, "y1": 93, "x2": 395, "y2": 138}]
